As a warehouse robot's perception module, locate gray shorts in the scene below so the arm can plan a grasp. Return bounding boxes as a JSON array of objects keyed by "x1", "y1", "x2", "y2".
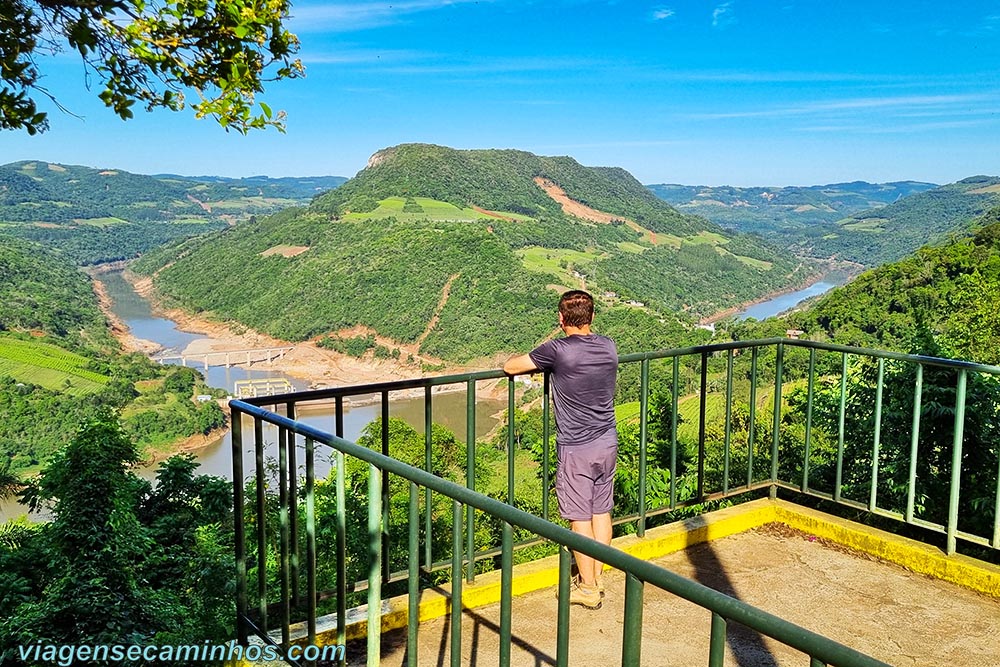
[{"x1": 555, "y1": 429, "x2": 618, "y2": 521}]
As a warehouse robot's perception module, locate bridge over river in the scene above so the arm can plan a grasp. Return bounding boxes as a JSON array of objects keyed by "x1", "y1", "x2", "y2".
[{"x1": 151, "y1": 346, "x2": 294, "y2": 370}]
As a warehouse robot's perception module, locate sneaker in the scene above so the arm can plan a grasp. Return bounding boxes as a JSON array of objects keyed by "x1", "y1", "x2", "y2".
[
  {"x1": 595, "y1": 574, "x2": 605, "y2": 599},
  {"x1": 568, "y1": 579, "x2": 602, "y2": 610}
]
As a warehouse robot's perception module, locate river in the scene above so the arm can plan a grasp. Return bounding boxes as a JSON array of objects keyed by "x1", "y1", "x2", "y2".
[
  {"x1": 735, "y1": 274, "x2": 848, "y2": 321},
  {"x1": 1, "y1": 272, "x2": 504, "y2": 521}
]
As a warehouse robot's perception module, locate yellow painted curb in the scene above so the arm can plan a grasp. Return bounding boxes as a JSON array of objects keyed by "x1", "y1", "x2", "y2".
[{"x1": 771, "y1": 499, "x2": 1000, "y2": 598}]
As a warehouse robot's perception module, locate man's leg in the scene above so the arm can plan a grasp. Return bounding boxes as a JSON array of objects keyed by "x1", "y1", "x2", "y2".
[
  {"x1": 569, "y1": 519, "x2": 597, "y2": 586},
  {"x1": 591, "y1": 511, "x2": 612, "y2": 582}
]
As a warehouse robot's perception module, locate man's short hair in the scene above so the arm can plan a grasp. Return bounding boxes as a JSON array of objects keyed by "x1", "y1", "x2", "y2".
[{"x1": 559, "y1": 290, "x2": 594, "y2": 327}]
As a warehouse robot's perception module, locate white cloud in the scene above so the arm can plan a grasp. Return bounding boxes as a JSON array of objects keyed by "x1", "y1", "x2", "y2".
[
  {"x1": 652, "y1": 7, "x2": 675, "y2": 21},
  {"x1": 712, "y1": 2, "x2": 736, "y2": 29}
]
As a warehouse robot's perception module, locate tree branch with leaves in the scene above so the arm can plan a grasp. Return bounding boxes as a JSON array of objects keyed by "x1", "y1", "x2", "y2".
[{"x1": 0, "y1": 0, "x2": 303, "y2": 134}]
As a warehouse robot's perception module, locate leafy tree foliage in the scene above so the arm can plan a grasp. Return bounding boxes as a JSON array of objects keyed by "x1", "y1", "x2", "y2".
[
  {"x1": 0, "y1": 238, "x2": 226, "y2": 473},
  {"x1": 0, "y1": 416, "x2": 234, "y2": 664},
  {"x1": 0, "y1": 0, "x2": 303, "y2": 134}
]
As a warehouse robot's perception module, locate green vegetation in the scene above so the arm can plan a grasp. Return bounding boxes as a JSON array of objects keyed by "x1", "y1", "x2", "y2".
[
  {"x1": 2, "y1": 0, "x2": 301, "y2": 134},
  {"x1": 0, "y1": 336, "x2": 109, "y2": 394},
  {"x1": 654, "y1": 176, "x2": 1000, "y2": 269},
  {"x1": 647, "y1": 180, "x2": 937, "y2": 238},
  {"x1": 0, "y1": 162, "x2": 345, "y2": 264},
  {"x1": 135, "y1": 144, "x2": 808, "y2": 362},
  {"x1": 0, "y1": 417, "x2": 234, "y2": 663},
  {"x1": 0, "y1": 238, "x2": 226, "y2": 474},
  {"x1": 752, "y1": 208, "x2": 1000, "y2": 364}
]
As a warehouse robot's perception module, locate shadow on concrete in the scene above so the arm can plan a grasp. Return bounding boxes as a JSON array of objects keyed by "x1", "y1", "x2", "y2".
[
  {"x1": 684, "y1": 518, "x2": 779, "y2": 666},
  {"x1": 392, "y1": 585, "x2": 557, "y2": 667}
]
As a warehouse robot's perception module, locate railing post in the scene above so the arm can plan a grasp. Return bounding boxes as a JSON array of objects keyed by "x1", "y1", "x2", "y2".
[
  {"x1": 556, "y1": 547, "x2": 571, "y2": 667},
  {"x1": 638, "y1": 357, "x2": 649, "y2": 536},
  {"x1": 306, "y1": 438, "x2": 318, "y2": 653},
  {"x1": 287, "y1": 402, "x2": 299, "y2": 610},
  {"x1": 507, "y1": 376, "x2": 516, "y2": 505},
  {"x1": 254, "y1": 416, "x2": 268, "y2": 634},
  {"x1": 723, "y1": 350, "x2": 733, "y2": 495},
  {"x1": 381, "y1": 393, "x2": 391, "y2": 586},
  {"x1": 622, "y1": 572, "x2": 644, "y2": 666},
  {"x1": 769, "y1": 343, "x2": 784, "y2": 498},
  {"x1": 870, "y1": 358, "x2": 885, "y2": 512},
  {"x1": 278, "y1": 418, "x2": 291, "y2": 647},
  {"x1": 670, "y1": 356, "x2": 679, "y2": 510},
  {"x1": 335, "y1": 399, "x2": 347, "y2": 662},
  {"x1": 542, "y1": 373, "x2": 551, "y2": 521},
  {"x1": 367, "y1": 461, "x2": 382, "y2": 665},
  {"x1": 698, "y1": 350, "x2": 709, "y2": 501},
  {"x1": 906, "y1": 365, "x2": 923, "y2": 524},
  {"x1": 451, "y1": 500, "x2": 463, "y2": 667},
  {"x1": 500, "y1": 523, "x2": 513, "y2": 667},
  {"x1": 802, "y1": 348, "x2": 816, "y2": 493},
  {"x1": 708, "y1": 612, "x2": 727, "y2": 667},
  {"x1": 466, "y1": 378, "x2": 476, "y2": 584},
  {"x1": 834, "y1": 353, "x2": 848, "y2": 503},
  {"x1": 424, "y1": 387, "x2": 433, "y2": 571},
  {"x1": 231, "y1": 407, "x2": 248, "y2": 645},
  {"x1": 747, "y1": 347, "x2": 758, "y2": 487},
  {"x1": 947, "y1": 369, "x2": 968, "y2": 555},
  {"x1": 408, "y1": 483, "x2": 420, "y2": 667}
]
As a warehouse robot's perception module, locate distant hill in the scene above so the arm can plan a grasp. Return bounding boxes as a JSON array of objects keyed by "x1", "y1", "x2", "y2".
[
  {"x1": 733, "y1": 204, "x2": 1000, "y2": 364},
  {"x1": 133, "y1": 143, "x2": 815, "y2": 363},
  {"x1": 650, "y1": 177, "x2": 1000, "y2": 269},
  {"x1": 646, "y1": 181, "x2": 936, "y2": 236},
  {"x1": 806, "y1": 176, "x2": 1000, "y2": 266},
  {"x1": 0, "y1": 161, "x2": 345, "y2": 264}
]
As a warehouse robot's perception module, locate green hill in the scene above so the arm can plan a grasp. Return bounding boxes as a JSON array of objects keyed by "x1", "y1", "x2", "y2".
[
  {"x1": 133, "y1": 144, "x2": 813, "y2": 362},
  {"x1": 646, "y1": 180, "x2": 936, "y2": 238},
  {"x1": 728, "y1": 205, "x2": 1000, "y2": 365},
  {"x1": 0, "y1": 238, "x2": 226, "y2": 474},
  {"x1": 808, "y1": 176, "x2": 1000, "y2": 266},
  {"x1": 0, "y1": 161, "x2": 345, "y2": 265}
]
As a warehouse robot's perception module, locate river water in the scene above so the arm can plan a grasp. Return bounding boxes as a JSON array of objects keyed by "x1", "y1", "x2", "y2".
[
  {"x1": 1, "y1": 272, "x2": 504, "y2": 521},
  {"x1": 735, "y1": 275, "x2": 846, "y2": 321}
]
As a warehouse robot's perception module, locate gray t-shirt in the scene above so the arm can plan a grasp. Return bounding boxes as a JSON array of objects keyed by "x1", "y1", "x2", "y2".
[{"x1": 528, "y1": 334, "x2": 618, "y2": 446}]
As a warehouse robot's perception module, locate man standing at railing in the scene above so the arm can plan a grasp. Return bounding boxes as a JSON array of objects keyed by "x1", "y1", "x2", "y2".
[{"x1": 503, "y1": 289, "x2": 617, "y2": 610}]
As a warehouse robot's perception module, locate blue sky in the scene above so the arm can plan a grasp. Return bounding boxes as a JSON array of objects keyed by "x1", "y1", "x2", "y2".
[{"x1": 3, "y1": 0, "x2": 999, "y2": 186}]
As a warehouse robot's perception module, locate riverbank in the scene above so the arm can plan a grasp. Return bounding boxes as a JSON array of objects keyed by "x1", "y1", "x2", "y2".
[
  {"x1": 108, "y1": 269, "x2": 506, "y2": 400},
  {"x1": 699, "y1": 259, "x2": 862, "y2": 325}
]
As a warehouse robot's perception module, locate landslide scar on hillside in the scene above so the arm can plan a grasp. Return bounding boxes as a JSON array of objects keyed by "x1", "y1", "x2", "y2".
[{"x1": 533, "y1": 177, "x2": 659, "y2": 244}]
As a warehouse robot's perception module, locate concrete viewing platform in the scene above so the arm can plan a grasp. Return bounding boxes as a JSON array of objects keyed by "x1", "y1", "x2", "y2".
[{"x1": 332, "y1": 499, "x2": 1000, "y2": 666}]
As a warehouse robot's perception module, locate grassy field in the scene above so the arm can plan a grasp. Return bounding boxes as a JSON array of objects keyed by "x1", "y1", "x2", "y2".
[
  {"x1": 516, "y1": 246, "x2": 604, "y2": 288},
  {"x1": 0, "y1": 335, "x2": 109, "y2": 395},
  {"x1": 76, "y1": 217, "x2": 128, "y2": 227},
  {"x1": 344, "y1": 196, "x2": 533, "y2": 223},
  {"x1": 616, "y1": 241, "x2": 649, "y2": 254},
  {"x1": 716, "y1": 246, "x2": 774, "y2": 270},
  {"x1": 686, "y1": 230, "x2": 729, "y2": 246}
]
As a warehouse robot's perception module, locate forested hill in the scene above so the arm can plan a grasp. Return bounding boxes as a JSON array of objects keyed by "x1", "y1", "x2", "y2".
[
  {"x1": 0, "y1": 238, "x2": 227, "y2": 474},
  {"x1": 807, "y1": 176, "x2": 1000, "y2": 267},
  {"x1": 133, "y1": 144, "x2": 814, "y2": 363},
  {"x1": 316, "y1": 144, "x2": 709, "y2": 236},
  {"x1": 0, "y1": 161, "x2": 344, "y2": 265},
  {"x1": 647, "y1": 180, "x2": 936, "y2": 235},
  {"x1": 739, "y1": 205, "x2": 1000, "y2": 365}
]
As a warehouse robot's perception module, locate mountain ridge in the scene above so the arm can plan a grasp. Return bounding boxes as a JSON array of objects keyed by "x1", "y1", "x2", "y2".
[{"x1": 133, "y1": 143, "x2": 812, "y2": 362}]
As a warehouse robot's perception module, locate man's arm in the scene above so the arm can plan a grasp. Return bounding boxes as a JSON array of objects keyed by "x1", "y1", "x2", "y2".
[{"x1": 503, "y1": 354, "x2": 539, "y2": 376}]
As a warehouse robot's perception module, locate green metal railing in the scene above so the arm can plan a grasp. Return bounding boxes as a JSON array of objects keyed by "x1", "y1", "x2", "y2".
[
  {"x1": 230, "y1": 337, "x2": 1000, "y2": 665},
  {"x1": 231, "y1": 397, "x2": 889, "y2": 667}
]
